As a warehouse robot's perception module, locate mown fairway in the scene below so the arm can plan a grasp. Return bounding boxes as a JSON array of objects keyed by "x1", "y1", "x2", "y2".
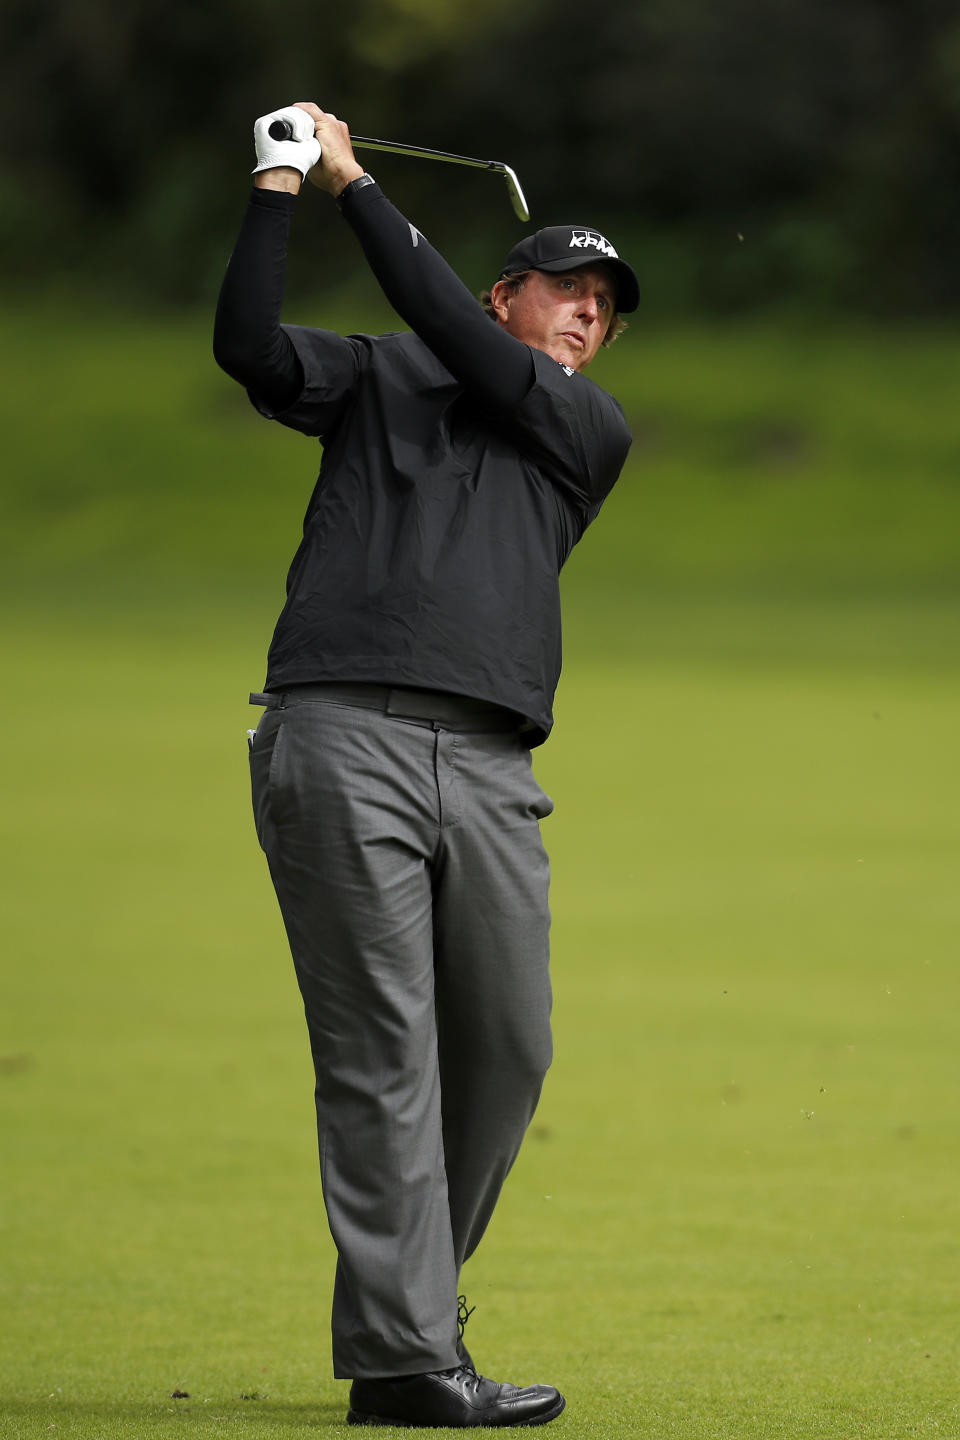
[{"x1": 1, "y1": 306, "x2": 958, "y2": 1437}]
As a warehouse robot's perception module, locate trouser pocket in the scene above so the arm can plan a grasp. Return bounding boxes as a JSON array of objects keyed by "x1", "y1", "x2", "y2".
[{"x1": 248, "y1": 710, "x2": 286, "y2": 853}]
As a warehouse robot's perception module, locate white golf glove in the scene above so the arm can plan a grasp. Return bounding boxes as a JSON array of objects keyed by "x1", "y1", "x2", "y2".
[{"x1": 252, "y1": 106, "x2": 321, "y2": 179}]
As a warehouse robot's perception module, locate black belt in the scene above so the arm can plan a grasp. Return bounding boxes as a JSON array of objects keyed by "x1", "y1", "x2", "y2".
[{"x1": 249, "y1": 683, "x2": 528, "y2": 733}]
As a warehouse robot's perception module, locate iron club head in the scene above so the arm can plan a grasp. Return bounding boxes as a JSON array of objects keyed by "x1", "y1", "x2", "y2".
[{"x1": 499, "y1": 164, "x2": 530, "y2": 224}]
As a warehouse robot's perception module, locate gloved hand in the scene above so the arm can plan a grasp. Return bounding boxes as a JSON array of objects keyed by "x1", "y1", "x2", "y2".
[{"x1": 252, "y1": 106, "x2": 322, "y2": 179}]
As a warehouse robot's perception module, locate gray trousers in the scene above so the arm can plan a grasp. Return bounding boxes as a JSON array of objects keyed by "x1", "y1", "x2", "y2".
[{"x1": 248, "y1": 686, "x2": 554, "y2": 1379}]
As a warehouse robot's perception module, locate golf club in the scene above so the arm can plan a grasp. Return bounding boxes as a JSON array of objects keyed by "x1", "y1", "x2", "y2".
[{"x1": 266, "y1": 118, "x2": 530, "y2": 222}]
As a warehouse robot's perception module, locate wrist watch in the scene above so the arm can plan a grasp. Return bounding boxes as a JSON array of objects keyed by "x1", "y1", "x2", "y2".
[{"x1": 336, "y1": 174, "x2": 377, "y2": 209}]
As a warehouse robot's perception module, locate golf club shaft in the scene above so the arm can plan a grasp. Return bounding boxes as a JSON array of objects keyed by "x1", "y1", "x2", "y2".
[{"x1": 265, "y1": 119, "x2": 530, "y2": 221}]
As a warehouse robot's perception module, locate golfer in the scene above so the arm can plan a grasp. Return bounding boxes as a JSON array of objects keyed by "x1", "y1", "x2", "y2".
[{"x1": 213, "y1": 101, "x2": 638, "y2": 1429}]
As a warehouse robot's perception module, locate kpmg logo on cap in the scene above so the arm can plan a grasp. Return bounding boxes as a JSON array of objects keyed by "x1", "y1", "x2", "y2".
[{"x1": 568, "y1": 229, "x2": 619, "y2": 259}]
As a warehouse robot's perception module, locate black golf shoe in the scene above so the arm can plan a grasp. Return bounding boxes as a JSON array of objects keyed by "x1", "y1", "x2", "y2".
[{"x1": 346, "y1": 1364, "x2": 566, "y2": 1427}]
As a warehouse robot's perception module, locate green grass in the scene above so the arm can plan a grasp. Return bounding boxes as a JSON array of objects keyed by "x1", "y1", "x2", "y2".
[
  {"x1": 2, "y1": 303, "x2": 959, "y2": 1436},
  {"x1": 4, "y1": 303, "x2": 960, "y2": 612},
  {"x1": 2, "y1": 623, "x2": 958, "y2": 1438}
]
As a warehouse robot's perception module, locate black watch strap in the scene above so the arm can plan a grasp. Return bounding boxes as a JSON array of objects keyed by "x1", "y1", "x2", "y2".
[{"x1": 336, "y1": 173, "x2": 377, "y2": 210}]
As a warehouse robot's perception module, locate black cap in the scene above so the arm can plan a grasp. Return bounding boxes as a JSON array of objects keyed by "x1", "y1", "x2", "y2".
[{"x1": 500, "y1": 225, "x2": 640, "y2": 313}]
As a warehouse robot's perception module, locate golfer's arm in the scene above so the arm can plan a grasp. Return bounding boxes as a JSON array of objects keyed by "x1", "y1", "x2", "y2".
[
  {"x1": 213, "y1": 188, "x2": 303, "y2": 411},
  {"x1": 340, "y1": 181, "x2": 534, "y2": 409}
]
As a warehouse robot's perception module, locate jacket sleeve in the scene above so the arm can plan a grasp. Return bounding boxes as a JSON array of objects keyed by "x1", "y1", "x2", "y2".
[
  {"x1": 213, "y1": 187, "x2": 303, "y2": 414},
  {"x1": 339, "y1": 180, "x2": 536, "y2": 412},
  {"x1": 213, "y1": 187, "x2": 363, "y2": 437}
]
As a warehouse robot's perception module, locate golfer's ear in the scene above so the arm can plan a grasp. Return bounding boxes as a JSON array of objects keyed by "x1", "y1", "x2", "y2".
[{"x1": 489, "y1": 280, "x2": 511, "y2": 324}]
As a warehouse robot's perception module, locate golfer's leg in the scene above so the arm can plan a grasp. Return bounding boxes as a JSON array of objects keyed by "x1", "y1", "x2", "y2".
[
  {"x1": 250, "y1": 701, "x2": 460, "y2": 1379},
  {"x1": 431, "y1": 730, "x2": 555, "y2": 1272}
]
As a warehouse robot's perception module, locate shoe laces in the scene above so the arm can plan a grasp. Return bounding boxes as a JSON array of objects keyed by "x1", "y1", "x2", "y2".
[
  {"x1": 447, "y1": 1362, "x2": 483, "y2": 1393},
  {"x1": 457, "y1": 1293, "x2": 475, "y2": 1342}
]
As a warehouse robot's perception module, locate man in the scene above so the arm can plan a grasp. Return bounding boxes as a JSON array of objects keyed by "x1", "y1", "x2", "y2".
[{"x1": 213, "y1": 101, "x2": 638, "y2": 1429}]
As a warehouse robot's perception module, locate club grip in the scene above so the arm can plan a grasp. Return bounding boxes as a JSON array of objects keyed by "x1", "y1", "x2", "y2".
[{"x1": 268, "y1": 119, "x2": 294, "y2": 142}]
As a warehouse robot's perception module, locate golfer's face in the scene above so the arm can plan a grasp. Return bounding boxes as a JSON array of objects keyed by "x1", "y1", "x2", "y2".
[{"x1": 495, "y1": 267, "x2": 615, "y2": 371}]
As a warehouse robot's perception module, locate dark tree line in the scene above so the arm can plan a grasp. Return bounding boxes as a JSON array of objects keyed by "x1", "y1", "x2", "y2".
[{"x1": 4, "y1": 0, "x2": 960, "y2": 312}]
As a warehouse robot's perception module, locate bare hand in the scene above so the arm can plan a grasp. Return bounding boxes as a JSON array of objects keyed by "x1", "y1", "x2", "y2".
[{"x1": 292, "y1": 103, "x2": 365, "y2": 195}]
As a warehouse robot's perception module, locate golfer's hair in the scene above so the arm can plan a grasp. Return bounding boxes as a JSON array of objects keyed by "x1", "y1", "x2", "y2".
[{"x1": 478, "y1": 270, "x2": 627, "y2": 348}]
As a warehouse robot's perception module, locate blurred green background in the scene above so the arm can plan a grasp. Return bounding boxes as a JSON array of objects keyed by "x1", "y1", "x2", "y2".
[{"x1": 2, "y1": 2, "x2": 959, "y2": 1437}]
